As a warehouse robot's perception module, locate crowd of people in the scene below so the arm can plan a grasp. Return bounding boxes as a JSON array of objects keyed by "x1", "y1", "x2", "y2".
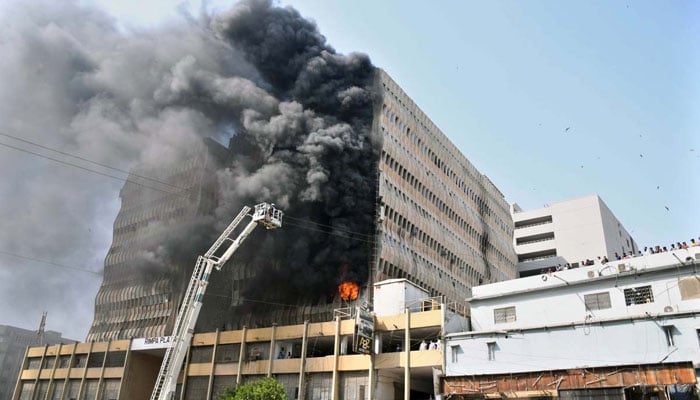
[
  {"x1": 640, "y1": 237, "x2": 699, "y2": 255},
  {"x1": 538, "y1": 236, "x2": 699, "y2": 275}
]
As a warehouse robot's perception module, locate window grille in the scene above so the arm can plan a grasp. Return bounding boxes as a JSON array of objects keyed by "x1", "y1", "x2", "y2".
[
  {"x1": 584, "y1": 292, "x2": 612, "y2": 311},
  {"x1": 493, "y1": 306, "x2": 516, "y2": 324},
  {"x1": 624, "y1": 285, "x2": 654, "y2": 306}
]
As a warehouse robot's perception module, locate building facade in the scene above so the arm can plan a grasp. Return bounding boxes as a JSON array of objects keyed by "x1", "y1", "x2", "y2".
[
  {"x1": 374, "y1": 69, "x2": 517, "y2": 313},
  {"x1": 442, "y1": 247, "x2": 700, "y2": 399},
  {"x1": 0, "y1": 324, "x2": 70, "y2": 400},
  {"x1": 14, "y1": 280, "x2": 466, "y2": 400},
  {"x1": 86, "y1": 139, "x2": 227, "y2": 342},
  {"x1": 87, "y1": 69, "x2": 517, "y2": 341},
  {"x1": 511, "y1": 194, "x2": 637, "y2": 277}
]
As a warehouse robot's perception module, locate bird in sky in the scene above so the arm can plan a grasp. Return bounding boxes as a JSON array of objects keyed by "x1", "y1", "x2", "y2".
[
  {"x1": 564, "y1": 127, "x2": 571, "y2": 133},
  {"x1": 665, "y1": 206, "x2": 670, "y2": 211}
]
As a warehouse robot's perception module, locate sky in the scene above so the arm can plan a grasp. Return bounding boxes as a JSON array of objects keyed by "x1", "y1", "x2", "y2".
[{"x1": 0, "y1": 0, "x2": 697, "y2": 340}]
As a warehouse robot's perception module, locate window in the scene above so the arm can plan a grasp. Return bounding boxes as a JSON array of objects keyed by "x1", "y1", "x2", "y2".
[
  {"x1": 584, "y1": 292, "x2": 612, "y2": 311},
  {"x1": 19, "y1": 382, "x2": 34, "y2": 400},
  {"x1": 450, "y1": 345, "x2": 459, "y2": 363},
  {"x1": 87, "y1": 352, "x2": 105, "y2": 368},
  {"x1": 663, "y1": 326, "x2": 675, "y2": 347},
  {"x1": 494, "y1": 306, "x2": 516, "y2": 324},
  {"x1": 104, "y1": 351, "x2": 126, "y2": 368},
  {"x1": 27, "y1": 357, "x2": 42, "y2": 369},
  {"x1": 624, "y1": 285, "x2": 654, "y2": 306},
  {"x1": 487, "y1": 342, "x2": 496, "y2": 361}
]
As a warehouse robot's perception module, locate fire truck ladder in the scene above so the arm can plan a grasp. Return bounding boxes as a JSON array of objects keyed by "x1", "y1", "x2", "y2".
[{"x1": 150, "y1": 203, "x2": 282, "y2": 400}]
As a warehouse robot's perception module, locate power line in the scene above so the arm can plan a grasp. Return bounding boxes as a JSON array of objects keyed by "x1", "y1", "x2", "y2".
[
  {"x1": 0, "y1": 138, "x2": 183, "y2": 196},
  {"x1": 284, "y1": 214, "x2": 375, "y2": 239},
  {"x1": 0, "y1": 132, "x2": 187, "y2": 191},
  {"x1": 0, "y1": 249, "x2": 101, "y2": 276},
  {"x1": 0, "y1": 132, "x2": 380, "y2": 243},
  {"x1": 283, "y1": 219, "x2": 376, "y2": 244}
]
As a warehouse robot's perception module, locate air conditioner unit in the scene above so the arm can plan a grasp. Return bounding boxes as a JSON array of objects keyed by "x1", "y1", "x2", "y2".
[
  {"x1": 618, "y1": 264, "x2": 627, "y2": 272},
  {"x1": 587, "y1": 271, "x2": 595, "y2": 278},
  {"x1": 663, "y1": 305, "x2": 675, "y2": 313}
]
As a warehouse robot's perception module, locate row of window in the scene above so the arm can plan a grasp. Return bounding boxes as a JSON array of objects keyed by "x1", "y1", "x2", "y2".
[
  {"x1": 382, "y1": 181, "x2": 513, "y2": 277},
  {"x1": 89, "y1": 315, "x2": 169, "y2": 339},
  {"x1": 382, "y1": 205, "x2": 485, "y2": 287},
  {"x1": 18, "y1": 378, "x2": 118, "y2": 400},
  {"x1": 381, "y1": 130, "x2": 515, "y2": 256},
  {"x1": 514, "y1": 215, "x2": 553, "y2": 230},
  {"x1": 380, "y1": 92, "x2": 513, "y2": 233},
  {"x1": 380, "y1": 119, "x2": 512, "y2": 238},
  {"x1": 26, "y1": 351, "x2": 126, "y2": 370},
  {"x1": 493, "y1": 285, "x2": 656, "y2": 324},
  {"x1": 381, "y1": 155, "x2": 513, "y2": 269}
]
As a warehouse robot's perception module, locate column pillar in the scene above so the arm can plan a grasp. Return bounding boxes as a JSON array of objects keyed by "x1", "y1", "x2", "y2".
[{"x1": 297, "y1": 321, "x2": 309, "y2": 400}]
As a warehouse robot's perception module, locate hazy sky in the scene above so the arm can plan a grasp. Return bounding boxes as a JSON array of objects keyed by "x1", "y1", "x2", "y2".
[{"x1": 0, "y1": 0, "x2": 697, "y2": 339}]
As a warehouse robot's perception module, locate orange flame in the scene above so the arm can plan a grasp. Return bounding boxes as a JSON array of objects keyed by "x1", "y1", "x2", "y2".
[{"x1": 338, "y1": 281, "x2": 359, "y2": 301}]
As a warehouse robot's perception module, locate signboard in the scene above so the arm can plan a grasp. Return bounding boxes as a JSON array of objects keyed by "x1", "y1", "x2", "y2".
[
  {"x1": 353, "y1": 303, "x2": 374, "y2": 354},
  {"x1": 131, "y1": 336, "x2": 173, "y2": 351}
]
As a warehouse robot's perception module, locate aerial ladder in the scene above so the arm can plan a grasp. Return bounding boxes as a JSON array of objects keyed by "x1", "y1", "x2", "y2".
[{"x1": 150, "y1": 202, "x2": 283, "y2": 400}]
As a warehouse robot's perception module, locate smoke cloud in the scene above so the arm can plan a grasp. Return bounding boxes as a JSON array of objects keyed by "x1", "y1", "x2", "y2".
[{"x1": 0, "y1": 0, "x2": 378, "y2": 338}]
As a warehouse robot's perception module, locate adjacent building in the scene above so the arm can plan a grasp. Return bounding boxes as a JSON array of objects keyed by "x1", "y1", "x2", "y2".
[
  {"x1": 13, "y1": 279, "x2": 467, "y2": 400},
  {"x1": 87, "y1": 139, "x2": 227, "y2": 342},
  {"x1": 511, "y1": 194, "x2": 637, "y2": 277},
  {"x1": 0, "y1": 324, "x2": 71, "y2": 400},
  {"x1": 442, "y1": 247, "x2": 700, "y2": 399},
  {"x1": 86, "y1": 69, "x2": 518, "y2": 341}
]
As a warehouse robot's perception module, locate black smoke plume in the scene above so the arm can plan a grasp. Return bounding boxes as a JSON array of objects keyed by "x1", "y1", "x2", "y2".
[{"x1": 0, "y1": 0, "x2": 379, "y2": 337}]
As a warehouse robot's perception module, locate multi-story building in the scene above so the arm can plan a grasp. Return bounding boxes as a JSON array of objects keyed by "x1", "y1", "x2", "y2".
[
  {"x1": 442, "y1": 247, "x2": 700, "y2": 399},
  {"x1": 0, "y1": 324, "x2": 70, "y2": 400},
  {"x1": 87, "y1": 139, "x2": 227, "y2": 342},
  {"x1": 511, "y1": 194, "x2": 637, "y2": 277},
  {"x1": 375, "y1": 70, "x2": 518, "y2": 313},
  {"x1": 14, "y1": 279, "x2": 467, "y2": 400},
  {"x1": 87, "y1": 69, "x2": 517, "y2": 341}
]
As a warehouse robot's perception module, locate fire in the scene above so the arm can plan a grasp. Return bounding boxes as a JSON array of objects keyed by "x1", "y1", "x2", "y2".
[{"x1": 338, "y1": 281, "x2": 359, "y2": 301}]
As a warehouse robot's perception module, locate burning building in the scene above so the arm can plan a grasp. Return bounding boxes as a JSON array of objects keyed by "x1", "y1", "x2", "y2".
[{"x1": 84, "y1": 0, "x2": 517, "y2": 341}]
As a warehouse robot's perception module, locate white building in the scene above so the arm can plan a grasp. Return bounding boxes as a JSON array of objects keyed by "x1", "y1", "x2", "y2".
[
  {"x1": 442, "y1": 247, "x2": 700, "y2": 399},
  {"x1": 511, "y1": 194, "x2": 637, "y2": 277}
]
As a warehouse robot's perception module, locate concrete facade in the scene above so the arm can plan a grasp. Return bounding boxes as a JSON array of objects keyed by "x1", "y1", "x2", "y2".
[
  {"x1": 87, "y1": 139, "x2": 227, "y2": 342},
  {"x1": 14, "y1": 280, "x2": 466, "y2": 400},
  {"x1": 442, "y1": 248, "x2": 700, "y2": 399},
  {"x1": 375, "y1": 70, "x2": 517, "y2": 316},
  {"x1": 511, "y1": 194, "x2": 637, "y2": 277}
]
